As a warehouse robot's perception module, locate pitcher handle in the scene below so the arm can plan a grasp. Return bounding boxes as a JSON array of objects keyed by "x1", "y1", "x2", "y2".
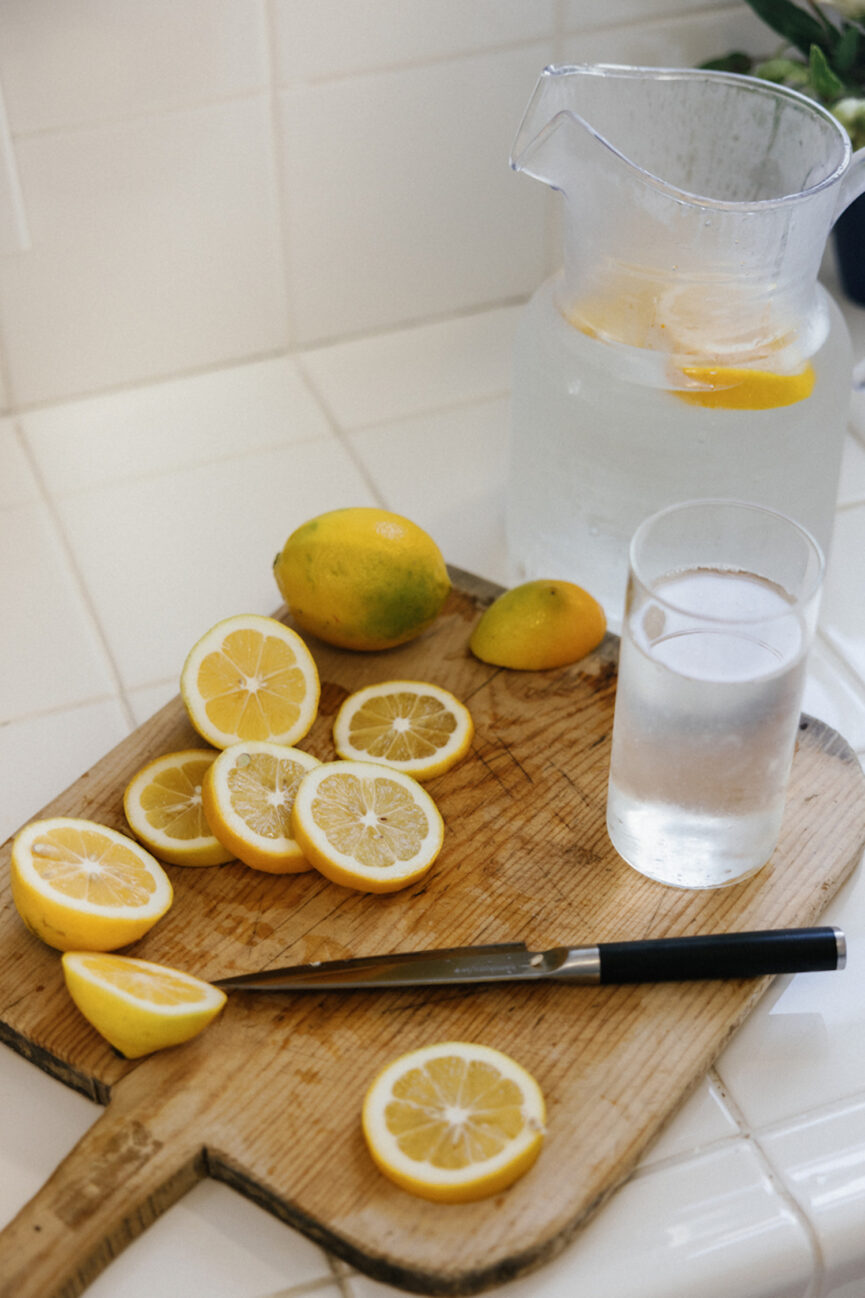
[{"x1": 835, "y1": 146, "x2": 865, "y2": 222}]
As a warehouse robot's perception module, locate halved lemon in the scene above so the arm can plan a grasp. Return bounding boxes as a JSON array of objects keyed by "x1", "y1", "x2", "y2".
[
  {"x1": 10, "y1": 818, "x2": 173, "y2": 952},
  {"x1": 332, "y1": 680, "x2": 473, "y2": 780},
  {"x1": 61, "y1": 951, "x2": 227, "y2": 1058},
  {"x1": 362, "y1": 1041, "x2": 546, "y2": 1202},
  {"x1": 123, "y1": 749, "x2": 235, "y2": 867},
  {"x1": 180, "y1": 613, "x2": 320, "y2": 750},
  {"x1": 290, "y1": 759, "x2": 444, "y2": 893},
  {"x1": 201, "y1": 741, "x2": 321, "y2": 873}
]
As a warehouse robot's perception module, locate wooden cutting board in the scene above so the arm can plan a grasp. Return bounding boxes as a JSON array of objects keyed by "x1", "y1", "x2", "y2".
[{"x1": 1, "y1": 567, "x2": 864, "y2": 1298}]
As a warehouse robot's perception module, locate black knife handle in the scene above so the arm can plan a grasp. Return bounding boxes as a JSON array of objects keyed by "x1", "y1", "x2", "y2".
[{"x1": 598, "y1": 927, "x2": 845, "y2": 984}]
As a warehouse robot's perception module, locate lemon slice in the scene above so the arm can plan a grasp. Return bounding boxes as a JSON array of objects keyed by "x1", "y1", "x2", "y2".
[
  {"x1": 332, "y1": 680, "x2": 473, "y2": 780},
  {"x1": 61, "y1": 951, "x2": 227, "y2": 1058},
  {"x1": 290, "y1": 759, "x2": 444, "y2": 893},
  {"x1": 675, "y1": 363, "x2": 815, "y2": 410},
  {"x1": 123, "y1": 749, "x2": 235, "y2": 867},
  {"x1": 10, "y1": 818, "x2": 173, "y2": 952},
  {"x1": 180, "y1": 613, "x2": 320, "y2": 750},
  {"x1": 362, "y1": 1041, "x2": 546, "y2": 1202},
  {"x1": 201, "y1": 741, "x2": 321, "y2": 874}
]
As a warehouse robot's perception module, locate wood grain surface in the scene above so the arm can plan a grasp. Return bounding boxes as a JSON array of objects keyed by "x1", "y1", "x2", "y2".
[{"x1": 1, "y1": 567, "x2": 864, "y2": 1298}]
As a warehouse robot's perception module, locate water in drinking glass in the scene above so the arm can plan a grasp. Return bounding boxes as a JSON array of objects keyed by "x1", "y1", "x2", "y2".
[{"x1": 606, "y1": 565, "x2": 808, "y2": 888}]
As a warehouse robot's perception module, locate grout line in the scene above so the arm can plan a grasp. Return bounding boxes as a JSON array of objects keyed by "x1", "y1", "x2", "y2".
[
  {"x1": 264, "y1": 34, "x2": 556, "y2": 90},
  {"x1": 702, "y1": 1072, "x2": 826, "y2": 1298},
  {"x1": 11, "y1": 419, "x2": 137, "y2": 732},
  {"x1": 299, "y1": 384, "x2": 512, "y2": 439},
  {"x1": 292, "y1": 360, "x2": 386, "y2": 509},
  {"x1": 29, "y1": 427, "x2": 333, "y2": 503},
  {"x1": 0, "y1": 690, "x2": 124, "y2": 732},
  {"x1": 746, "y1": 1132, "x2": 825, "y2": 1298},
  {"x1": 2, "y1": 300, "x2": 526, "y2": 420}
]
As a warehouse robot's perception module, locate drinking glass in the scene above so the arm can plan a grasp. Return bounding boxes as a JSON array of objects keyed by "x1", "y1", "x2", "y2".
[{"x1": 606, "y1": 499, "x2": 824, "y2": 888}]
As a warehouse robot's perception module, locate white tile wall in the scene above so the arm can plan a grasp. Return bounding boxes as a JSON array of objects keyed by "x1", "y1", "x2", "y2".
[{"x1": 0, "y1": 0, "x2": 762, "y2": 407}]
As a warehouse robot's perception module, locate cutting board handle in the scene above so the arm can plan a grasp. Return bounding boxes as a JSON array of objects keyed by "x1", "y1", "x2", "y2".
[{"x1": 0, "y1": 1064, "x2": 205, "y2": 1298}]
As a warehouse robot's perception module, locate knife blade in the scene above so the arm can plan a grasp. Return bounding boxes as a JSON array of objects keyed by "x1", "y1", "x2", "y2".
[{"x1": 212, "y1": 927, "x2": 845, "y2": 991}]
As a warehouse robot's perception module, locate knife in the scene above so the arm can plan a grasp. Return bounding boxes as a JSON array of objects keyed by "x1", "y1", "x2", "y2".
[{"x1": 212, "y1": 926, "x2": 845, "y2": 991}]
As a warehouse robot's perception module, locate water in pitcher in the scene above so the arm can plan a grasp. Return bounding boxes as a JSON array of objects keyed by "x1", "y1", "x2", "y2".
[
  {"x1": 606, "y1": 567, "x2": 809, "y2": 888},
  {"x1": 508, "y1": 276, "x2": 852, "y2": 625}
]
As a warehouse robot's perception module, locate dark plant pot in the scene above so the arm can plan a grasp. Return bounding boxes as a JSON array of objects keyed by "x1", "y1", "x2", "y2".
[{"x1": 833, "y1": 191, "x2": 865, "y2": 307}]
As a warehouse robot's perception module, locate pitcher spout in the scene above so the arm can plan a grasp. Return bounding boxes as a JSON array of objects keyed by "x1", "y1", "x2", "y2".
[{"x1": 509, "y1": 64, "x2": 607, "y2": 192}]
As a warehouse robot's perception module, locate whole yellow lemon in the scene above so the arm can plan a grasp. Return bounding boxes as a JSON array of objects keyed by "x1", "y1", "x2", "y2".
[
  {"x1": 469, "y1": 579, "x2": 606, "y2": 670},
  {"x1": 273, "y1": 507, "x2": 451, "y2": 651}
]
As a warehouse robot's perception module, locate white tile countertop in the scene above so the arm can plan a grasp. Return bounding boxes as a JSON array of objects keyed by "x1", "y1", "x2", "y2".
[{"x1": 3, "y1": 266, "x2": 865, "y2": 1298}]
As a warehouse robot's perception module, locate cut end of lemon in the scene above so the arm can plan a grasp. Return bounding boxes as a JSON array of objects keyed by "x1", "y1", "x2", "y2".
[
  {"x1": 469, "y1": 579, "x2": 606, "y2": 671},
  {"x1": 180, "y1": 613, "x2": 320, "y2": 750},
  {"x1": 332, "y1": 681, "x2": 473, "y2": 780},
  {"x1": 201, "y1": 740, "x2": 320, "y2": 873},
  {"x1": 61, "y1": 952, "x2": 226, "y2": 1058},
  {"x1": 362, "y1": 1041, "x2": 546, "y2": 1203},
  {"x1": 675, "y1": 363, "x2": 815, "y2": 410},
  {"x1": 290, "y1": 759, "x2": 444, "y2": 893},
  {"x1": 123, "y1": 749, "x2": 235, "y2": 867},
  {"x1": 10, "y1": 818, "x2": 173, "y2": 952}
]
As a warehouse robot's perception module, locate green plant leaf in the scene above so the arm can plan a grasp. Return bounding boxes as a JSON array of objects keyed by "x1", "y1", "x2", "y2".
[
  {"x1": 745, "y1": 0, "x2": 834, "y2": 59},
  {"x1": 810, "y1": 43, "x2": 845, "y2": 99},
  {"x1": 834, "y1": 23, "x2": 860, "y2": 74},
  {"x1": 698, "y1": 51, "x2": 754, "y2": 73}
]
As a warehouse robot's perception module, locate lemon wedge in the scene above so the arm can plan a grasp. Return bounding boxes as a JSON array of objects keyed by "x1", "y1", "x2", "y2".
[
  {"x1": 62, "y1": 952, "x2": 226, "y2": 1058},
  {"x1": 469, "y1": 579, "x2": 606, "y2": 670}
]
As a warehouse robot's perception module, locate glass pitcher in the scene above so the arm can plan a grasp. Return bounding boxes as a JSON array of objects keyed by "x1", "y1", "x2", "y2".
[{"x1": 508, "y1": 64, "x2": 865, "y2": 627}]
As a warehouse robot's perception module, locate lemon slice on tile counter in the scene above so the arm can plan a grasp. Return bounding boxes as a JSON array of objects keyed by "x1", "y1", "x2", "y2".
[
  {"x1": 10, "y1": 818, "x2": 173, "y2": 952},
  {"x1": 62, "y1": 952, "x2": 226, "y2": 1058},
  {"x1": 362, "y1": 1040, "x2": 546, "y2": 1202},
  {"x1": 123, "y1": 749, "x2": 234, "y2": 867},
  {"x1": 180, "y1": 613, "x2": 320, "y2": 750},
  {"x1": 201, "y1": 741, "x2": 320, "y2": 874},
  {"x1": 332, "y1": 680, "x2": 473, "y2": 780}
]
